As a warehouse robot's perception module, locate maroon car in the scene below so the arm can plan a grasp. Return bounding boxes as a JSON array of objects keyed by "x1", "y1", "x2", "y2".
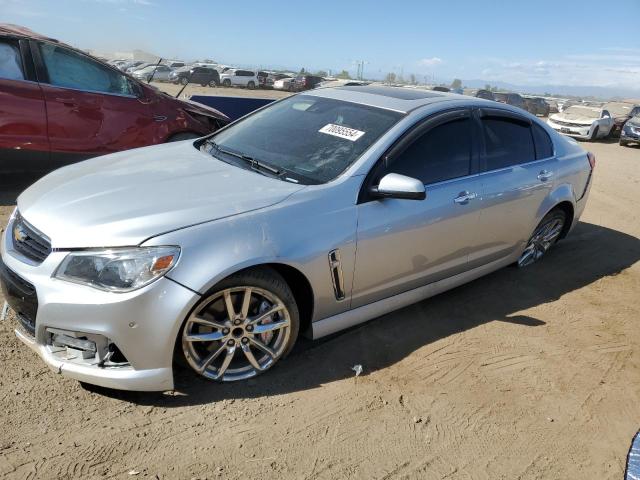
[{"x1": 0, "y1": 24, "x2": 228, "y2": 173}]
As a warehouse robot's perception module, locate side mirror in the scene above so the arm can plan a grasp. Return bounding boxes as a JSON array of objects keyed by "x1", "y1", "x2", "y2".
[{"x1": 370, "y1": 173, "x2": 426, "y2": 200}]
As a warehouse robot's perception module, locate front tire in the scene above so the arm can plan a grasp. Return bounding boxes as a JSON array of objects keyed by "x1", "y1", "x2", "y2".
[
  {"x1": 179, "y1": 268, "x2": 299, "y2": 382},
  {"x1": 620, "y1": 139, "x2": 628, "y2": 147},
  {"x1": 180, "y1": 77, "x2": 188, "y2": 86},
  {"x1": 222, "y1": 79, "x2": 231, "y2": 87},
  {"x1": 517, "y1": 209, "x2": 566, "y2": 268},
  {"x1": 208, "y1": 80, "x2": 217, "y2": 88},
  {"x1": 247, "y1": 81, "x2": 255, "y2": 90},
  {"x1": 590, "y1": 125, "x2": 599, "y2": 141}
]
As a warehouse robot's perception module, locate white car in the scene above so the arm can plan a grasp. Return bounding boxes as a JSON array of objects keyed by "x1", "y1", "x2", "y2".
[
  {"x1": 219, "y1": 69, "x2": 258, "y2": 89},
  {"x1": 547, "y1": 105, "x2": 614, "y2": 141},
  {"x1": 273, "y1": 77, "x2": 295, "y2": 91},
  {"x1": 132, "y1": 64, "x2": 172, "y2": 82}
]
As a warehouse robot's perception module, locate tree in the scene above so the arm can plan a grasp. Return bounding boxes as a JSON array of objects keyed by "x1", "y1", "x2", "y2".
[
  {"x1": 299, "y1": 67, "x2": 306, "y2": 74},
  {"x1": 409, "y1": 73, "x2": 417, "y2": 85},
  {"x1": 315, "y1": 70, "x2": 328, "y2": 77},
  {"x1": 336, "y1": 70, "x2": 352, "y2": 79},
  {"x1": 484, "y1": 84, "x2": 491, "y2": 91},
  {"x1": 385, "y1": 72, "x2": 396, "y2": 84},
  {"x1": 451, "y1": 78, "x2": 462, "y2": 89}
]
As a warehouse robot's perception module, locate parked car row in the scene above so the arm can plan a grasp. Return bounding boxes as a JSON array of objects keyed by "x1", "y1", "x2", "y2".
[
  {"x1": 546, "y1": 103, "x2": 640, "y2": 143},
  {"x1": 0, "y1": 24, "x2": 228, "y2": 173},
  {"x1": 457, "y1": 87, "x2": 639, "y2": 143}
]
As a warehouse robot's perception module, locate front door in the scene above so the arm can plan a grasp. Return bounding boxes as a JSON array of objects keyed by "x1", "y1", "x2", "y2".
[
  {"x1": 352, "y1": 109, "x2": 482, "y2": 308},
  {"x1": 33, "y1": 41, "x2": 155, "y2": 164}
]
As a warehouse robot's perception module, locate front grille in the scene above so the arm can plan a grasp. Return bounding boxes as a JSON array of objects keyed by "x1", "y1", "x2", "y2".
[
  {"x1": 2, "y1": 262, "x2": 35, "y2": 296},
  {"x1": 11, "y1": 213, "x2": 51, "y2": 264},
  {"x1": 552, "y1": 119, "x2": 590, "y2": 128},
  {"x1": 0, "y1": 258, "x2": 38, "y2": 337}
]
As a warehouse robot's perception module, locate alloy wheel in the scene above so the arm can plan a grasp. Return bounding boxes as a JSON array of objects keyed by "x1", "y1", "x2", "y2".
[
  {"x1": 517, "y1": 215, "x2": 565, "y2": 268},
  {"x1": 182, "y1": 286, "x2": 291, "y2": 381}
]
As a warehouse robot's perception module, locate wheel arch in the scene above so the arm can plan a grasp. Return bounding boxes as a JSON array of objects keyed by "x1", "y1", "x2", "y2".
[
  {"x1": 551, "y1": 200, "x2": 574, "y2": 239},
  {"x1": 536, "y1": 184, "x2": 576, "y2": 239},
  {"x1": 195, "y1": 262, "x2": 315, "y2": 337}
]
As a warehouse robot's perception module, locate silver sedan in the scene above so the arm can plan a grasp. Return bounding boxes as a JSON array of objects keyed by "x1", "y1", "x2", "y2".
[{"x1": 0, "y1": 86, "x2": 594, "y2": 391}]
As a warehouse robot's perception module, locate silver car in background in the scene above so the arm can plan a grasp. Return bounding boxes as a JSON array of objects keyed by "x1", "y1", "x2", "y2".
[{"x1": 0, "y1": 86, "x2": 594, "y2": 391}]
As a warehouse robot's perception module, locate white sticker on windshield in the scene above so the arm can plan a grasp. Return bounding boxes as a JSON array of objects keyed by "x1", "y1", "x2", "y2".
[{"x1": 319, "y1": 124, "x2": 365, "y2": 141}]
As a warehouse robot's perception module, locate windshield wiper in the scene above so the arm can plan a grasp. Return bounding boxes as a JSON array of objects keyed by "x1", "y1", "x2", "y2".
[{"x1": 205, "y1": 140, "x2": 283, "y2": 176}]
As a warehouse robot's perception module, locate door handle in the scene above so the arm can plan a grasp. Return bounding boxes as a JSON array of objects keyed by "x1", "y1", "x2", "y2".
[
  {"x1": 537, "y1": 170, "x2": 554, "y2": 182},
  {"x1": 453, "y1": 191, "x2": 478, "y2": 205},
  {"x1": 55, "y1": 97, "x2": 76, "y2": 105}
]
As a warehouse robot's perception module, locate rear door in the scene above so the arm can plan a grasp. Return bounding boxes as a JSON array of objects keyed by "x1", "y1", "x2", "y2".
[
  {"x1": 0, "y1": 37, "x2": 49, "y2": 171},
  {"x1": 470, "y1": 109, "x2": 557, "y2": 268},
  {"x1": 352, "y1": 109, "x2": 483, "y2": 307},
  {"x1": 33, "y1": 41, "x2": 155, "y2": 163}
]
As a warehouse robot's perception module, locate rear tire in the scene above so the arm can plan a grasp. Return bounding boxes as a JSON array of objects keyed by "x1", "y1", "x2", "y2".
[
  {"x1": 247, "y1": 81, "x2": 255, "y2": 90},
  {"x1": 222, "y1": 79, "x2": 231, "y2": 87},
  {"x1": 517, "y1": 209, "x2": 566, "y2": 268},
  {"x1": 177, "y1": 267, "x2": 299, "y2": 383},
  {"x1": 619, "y1": 139, "x2": 628, "y2": 147}
]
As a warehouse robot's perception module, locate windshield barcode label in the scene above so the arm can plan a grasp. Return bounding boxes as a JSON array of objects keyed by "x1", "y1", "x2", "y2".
[{"x1": 319, "y1": 124, "x2": 365, "y2": 141}]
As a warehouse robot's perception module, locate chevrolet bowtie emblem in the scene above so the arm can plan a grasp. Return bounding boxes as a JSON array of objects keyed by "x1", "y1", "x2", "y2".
[{"x1": 12, "y1": 223, "x2": 28, "y2": 243}]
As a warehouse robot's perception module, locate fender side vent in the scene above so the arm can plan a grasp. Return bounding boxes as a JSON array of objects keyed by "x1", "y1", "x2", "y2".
[{"x1": 328, "y1": 249, "x2": 345, "y2": 300}]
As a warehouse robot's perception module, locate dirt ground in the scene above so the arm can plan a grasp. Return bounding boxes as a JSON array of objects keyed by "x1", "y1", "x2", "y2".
[{"x1": 0, "y1": 132, "x2": 639, "y2": 479}]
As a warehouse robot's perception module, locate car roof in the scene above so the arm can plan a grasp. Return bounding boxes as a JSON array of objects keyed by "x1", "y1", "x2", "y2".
[
  {"x1": 0, "y1": 23, "x2": 57, "y2": 41},
  {"x1": 304, "y1": 85, "x2": 461, "y2": 113}
]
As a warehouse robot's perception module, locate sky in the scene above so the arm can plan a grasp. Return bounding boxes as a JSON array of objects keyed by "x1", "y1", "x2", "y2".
[{"x1": 2, "y1": 0, "x2": 639, "y2": 94}]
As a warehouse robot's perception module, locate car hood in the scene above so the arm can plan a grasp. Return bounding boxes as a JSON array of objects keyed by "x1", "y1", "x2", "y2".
[
  {"x1": 627, "y1": 117, "x2": 640, "y2": 128},
  {"x1": 140, "y1": 84, "x2": 229, "y2": 123},
  {"x1": 17, "y1": 142, "x2": 306, "y2": 249},
  {"x1": 179, "y1": 98, "x2": 229, "y2": 123},
  {"x1": 550, "y1": 113, "x2": 597, "y2": 125}
]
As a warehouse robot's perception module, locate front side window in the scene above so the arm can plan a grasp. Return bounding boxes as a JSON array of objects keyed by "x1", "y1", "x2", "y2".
[
  {"x1": 388, "y1": 118, "x2": 472, "y2": 185},
  {"x1": 205, "y1": 95, "x2": 403, "y2": 184},
  {"x1": 0, "y1": 40, "x2": 24, "y2": 81},
  {"x1": 39, "y1": 43, "x2": 134, "y2": 96},
  {"x1": 481, "y1": 117, "x2": 535, "y2": 170}
]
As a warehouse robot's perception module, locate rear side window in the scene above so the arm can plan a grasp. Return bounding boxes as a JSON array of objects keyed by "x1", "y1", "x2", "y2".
[
  {"x1": 532, "y1": 123, "x2": 553, "y2": 159},
  {"x1": 389, "y1": 118, "x2": 472, "y2": 185},
  {"x1": 39, "y1": 43, "x2": 134, "y2": 96},
  {"x1": 481, "y1": 117, "x2": 535, "y2": 170},
  {"x1": 0, "y1": 40, "x2": 24, "y2": 81}
]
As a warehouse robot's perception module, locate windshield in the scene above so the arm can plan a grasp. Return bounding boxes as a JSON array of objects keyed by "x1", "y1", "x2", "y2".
[{"x1": 205, "y1": 95, "x2": 403, "y2": 184}]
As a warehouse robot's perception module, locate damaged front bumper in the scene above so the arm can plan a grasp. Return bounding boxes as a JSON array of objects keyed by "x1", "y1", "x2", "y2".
[{"x1": 1, "y1": 222, "x2": 200, "y2": 392}]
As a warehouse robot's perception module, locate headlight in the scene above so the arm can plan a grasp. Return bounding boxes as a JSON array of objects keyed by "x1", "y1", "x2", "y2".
[{"x1": 54, "y1": 246, "x2": 180, "y2": 292}]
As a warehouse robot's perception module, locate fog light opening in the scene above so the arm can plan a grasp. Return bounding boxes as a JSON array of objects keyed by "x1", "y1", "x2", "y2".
[{"x1": 107, "y1": 343, "x2": 129, "y2": 364}]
